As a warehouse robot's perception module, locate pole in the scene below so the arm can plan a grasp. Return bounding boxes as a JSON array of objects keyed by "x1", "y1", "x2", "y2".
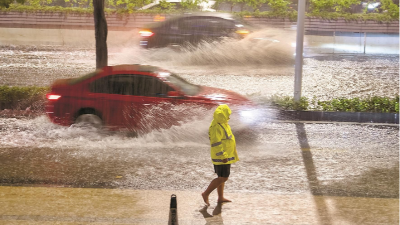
[
  {"x1": 364, "y1": 32, "x2": 367, "y2": 54},
  {"x1": 93, "y1": 0, "x2": 108, "y2": 69},
  {"x1": 294, "y1": 0, "x2": 306, "y2": 102}
]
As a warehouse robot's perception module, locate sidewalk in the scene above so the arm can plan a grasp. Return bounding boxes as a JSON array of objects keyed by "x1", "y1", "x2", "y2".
[{"x1": 0, "y1": 186, "x2": 398, "y2": 224}]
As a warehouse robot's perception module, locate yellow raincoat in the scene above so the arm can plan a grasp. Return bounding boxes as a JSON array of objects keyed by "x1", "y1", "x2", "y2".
[{"x1": 209, "y1": 104, "x2": 239, "y2": 165}]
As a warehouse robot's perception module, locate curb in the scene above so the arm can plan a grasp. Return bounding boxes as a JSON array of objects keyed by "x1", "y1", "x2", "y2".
[{"x1": 277, "y1": 110, "x2": 399, "y2": 124}]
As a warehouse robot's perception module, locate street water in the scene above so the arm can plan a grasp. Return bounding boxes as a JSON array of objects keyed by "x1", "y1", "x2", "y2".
[
  {"x1": 0, "y1": 29, "x2": 398, "y2": 101},
  {"x1": 0, "y1": 29, "x2": 399, "y2": 224}
]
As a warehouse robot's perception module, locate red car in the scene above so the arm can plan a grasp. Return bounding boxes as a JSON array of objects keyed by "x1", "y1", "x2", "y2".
[{"x1": 46, "y1": 64, "x2": 253, "y2": 133}]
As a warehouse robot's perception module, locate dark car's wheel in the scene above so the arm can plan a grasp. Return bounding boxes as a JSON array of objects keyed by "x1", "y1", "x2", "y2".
[{"x1": 74, "y1": 114, "x2": 103, "y2": 129}]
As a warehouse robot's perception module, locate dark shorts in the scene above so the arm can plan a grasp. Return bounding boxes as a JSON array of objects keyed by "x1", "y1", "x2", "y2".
[{"x1": 214, "y1": 164, "x2": 231, "y2": 178}]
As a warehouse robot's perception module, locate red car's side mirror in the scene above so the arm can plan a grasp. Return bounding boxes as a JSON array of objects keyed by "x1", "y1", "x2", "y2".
[{"x1": 167, "y1": 91, "x2": 181, "y2": 97}]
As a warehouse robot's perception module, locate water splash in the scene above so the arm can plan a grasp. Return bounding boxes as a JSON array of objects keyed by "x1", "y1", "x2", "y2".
[
  {"x1": 0, "y1": 102, "x2": 268, "y2": 151},
  {"x1": 175, "y1": 29, "x2": 296, "y2": 66},
  {"x1": 110, "y1": 29, "x2": 296, "y2": 67},
  {"x1": 0, "y1": 115, "x2": 208, "y2": 150}
]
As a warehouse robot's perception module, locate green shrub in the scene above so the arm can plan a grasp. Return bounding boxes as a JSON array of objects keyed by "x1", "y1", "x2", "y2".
[
  {"x1": 334, "y1": 0, "x2": 361, "y2": 14},
  {"x1": 381, "y1": 0, "x2": 399, "y2": 19},
  {"x1": 269, "y1": 95, "x2": 309, "y2": 111},
  {"x1": 234, "y1": 10, "x2": 297, "y2": 20},
  {"x1": 309, "y1": 0, "x2": 335, "y2": 13},
  {"x1": 309, "y1": 0, "x2": 361, "y2": 14},
  {"x1": 0, "y1": 86, "x2": 49, "y2": 110},
  {"x1": 1, "y1": 1, "x2": 398, "y2": 21},
  {"x1": 267, "y1": 0, "x2": 291, "y2": 14},
  {"x1": 158, "y1": 0, "x2": 175, "y2": 11},
  {"x1": 268, "y1": 95, "x2": 399, "y2": 113}
]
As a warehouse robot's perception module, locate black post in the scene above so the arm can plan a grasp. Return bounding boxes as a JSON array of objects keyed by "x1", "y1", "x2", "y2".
[{"x1": 168, "y1": 194, "x2": 178, "y2": 225}]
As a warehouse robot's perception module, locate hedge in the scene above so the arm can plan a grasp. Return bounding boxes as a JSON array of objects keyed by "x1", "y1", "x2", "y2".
[
  {"x1": 269, "y1": 95, "x2": 400, "y2": 113},
  {"x1": 0, "y1": 85, "x2": 49, "y2": 110},
  {"x1": 0, "y1": 1, "x2": 399, "y2": 22}
]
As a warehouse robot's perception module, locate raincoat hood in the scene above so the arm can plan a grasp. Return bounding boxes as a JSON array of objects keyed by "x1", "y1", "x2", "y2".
[{"x1": 211, "y1": 104, "x2": 231, "y2": 125}]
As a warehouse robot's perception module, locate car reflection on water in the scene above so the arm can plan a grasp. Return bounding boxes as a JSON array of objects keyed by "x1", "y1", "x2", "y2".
[{"x1": 46, "y1": 64, "x2": 254, "y2": 134}]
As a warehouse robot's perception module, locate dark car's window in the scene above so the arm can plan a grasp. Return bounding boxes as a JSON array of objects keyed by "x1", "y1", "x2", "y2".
[
  {"x1": 179, "y1": 18, "x2": 205, "y2": 31},
  {"x1": 169, "y1": 21, "x2": 179, "y2": 30},
  {"x1": 217, "y1": 19, "x2": 236, "y2": 30},
  {"x1": 178, "y1": 17, "x2": 236, "y2": 33},
  {"x1": 181, "y1": 18, "x2": 213, "y2": 31},
  {"x1": 90, "y1": 74, "x2": 174, "y2": 97}
]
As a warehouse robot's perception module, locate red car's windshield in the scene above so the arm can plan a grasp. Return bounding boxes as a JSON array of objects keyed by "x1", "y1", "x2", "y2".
[{"x1": 166, "y1": 74, "x2": 201, "y2": 96}]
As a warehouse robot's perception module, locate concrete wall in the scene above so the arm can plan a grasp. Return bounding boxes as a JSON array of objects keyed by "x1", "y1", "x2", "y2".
[
  {"x1": 0, "y1": 12, "x2": 151, "y2": 46},
  {"x1": 0, "y1": 12, "x2": 151, "y2": 30},
  {"x1": 0, "y1": 12, "x2": 398, "y2": 33},
  {"x1": 0, "y1": 27, "x2": 138, "y2": 46}
]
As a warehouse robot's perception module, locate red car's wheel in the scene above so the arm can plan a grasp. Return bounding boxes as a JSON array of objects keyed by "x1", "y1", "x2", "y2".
[{"x1": 74, "y1": 114, "x2": 103, "y2": 129}]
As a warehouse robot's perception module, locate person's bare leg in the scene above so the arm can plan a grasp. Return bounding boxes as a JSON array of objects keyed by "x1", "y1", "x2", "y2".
[
  {"x1": 202, "y1": 177, "x2": 228, "y2": 206},
  {"x1": 217, "y1": 181, "x2": 232, "y2": 203}
]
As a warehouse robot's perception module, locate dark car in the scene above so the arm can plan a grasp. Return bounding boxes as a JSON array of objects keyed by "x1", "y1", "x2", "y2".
[
  {"x1": 46, "y1": 64, "x2": 253, "y2": 133},
  {"x1": 139, "y1": 13, "x2": 251, "y2": 48}
]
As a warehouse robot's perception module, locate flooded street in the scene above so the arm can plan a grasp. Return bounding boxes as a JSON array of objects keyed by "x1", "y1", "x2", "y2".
[
  {"x1": 0, "y1": 31, "x2": 398, "y2": 102},
  {"x1": 0, "y1": 115, "x2": 398, "y2": 224},
  {"x1": 0, "y1": 30, "x2": 399, "y2": 224},
  {"x1": 0, "y1": 115, "x2": 398, "y2": 199}
]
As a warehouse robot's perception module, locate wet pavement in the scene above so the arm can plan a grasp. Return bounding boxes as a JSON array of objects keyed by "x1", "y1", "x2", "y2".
[
  {"x1": 0, "y1": 33, "x2": 399, "y2": 224},
  {"x1": 0, "y1": 117, "x2": 398, "y2": 195},
  {"x1": 0, "y1": 170, "x2": 400, "y2": 225},
  {"x1": 0, "y1": 117, "x2": 398, "y2": 224},
  {"x1": 1, "y1": 186, "x2": 398, "y2": 224}
]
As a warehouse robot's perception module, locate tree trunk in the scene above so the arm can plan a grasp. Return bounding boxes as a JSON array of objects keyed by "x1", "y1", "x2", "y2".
[{"x1": 93, "y1": 0, "x2": 108, "y2": 69}]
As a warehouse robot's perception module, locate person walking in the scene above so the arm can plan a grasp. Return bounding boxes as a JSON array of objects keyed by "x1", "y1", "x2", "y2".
[{"x1": 202, "y1": 104, "x2": 239, "y2": 206}]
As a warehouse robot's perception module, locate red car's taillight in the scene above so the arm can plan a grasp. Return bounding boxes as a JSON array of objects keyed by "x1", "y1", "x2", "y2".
[
  {"x1": 46, "y1": 94, "x2": 61, "y2": 100},
  {"x1": 139, "y1": 30, "x2": 154, "y2": 37}
]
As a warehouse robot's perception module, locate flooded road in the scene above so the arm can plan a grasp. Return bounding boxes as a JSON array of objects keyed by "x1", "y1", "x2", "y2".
[
  {"x1": 0, "y1": 115, "x2": 398, "y2": 199},
  {"x1": 0, "y1": 29, "x2": 400, "y2": 224},
  {"x1": 0, "y1": 31, "x2": 398, "y2": 102},
  {"x1": 0, "y1": 32, "x2": 399, "y2": 222}
]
